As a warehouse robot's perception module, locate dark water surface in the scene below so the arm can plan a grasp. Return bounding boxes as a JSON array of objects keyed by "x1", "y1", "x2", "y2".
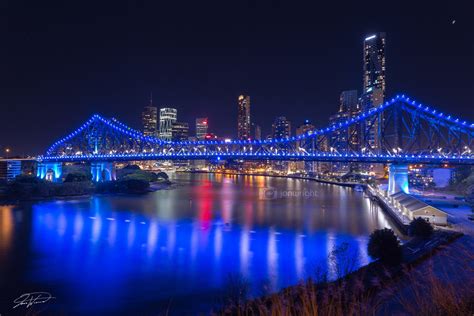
[{"x1": 0, "y1": 173, "x2": 399, "y2": 315}]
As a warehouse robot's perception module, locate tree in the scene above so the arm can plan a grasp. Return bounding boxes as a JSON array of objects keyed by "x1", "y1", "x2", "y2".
[
  {"x1": 368, "y1": 228, "x2": 402, "y2": 265},
  {"x1": 409, "y1": 217, "x2": 434, "y2": 238},
  {"x1": 123, "y1": 164, "x2": 141, "y2": 170},
  {"x1": 156, "y1": 171, "x2": 169, "y2": 180},
  {"x1": 64, "y1": 172, "x2": 92, "y2": 182}
]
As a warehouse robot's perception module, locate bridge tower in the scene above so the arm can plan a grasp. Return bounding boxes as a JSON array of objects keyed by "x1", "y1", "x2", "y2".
[
  {"x1": 91, "y1": 162, "x2": 116, "y2": 182},
  {"x1": 388, "y1": 163, "x2": 409, "y2": 195},
  {"x1": 37, "y1": 162, "x2": 63, "y2": 182}
]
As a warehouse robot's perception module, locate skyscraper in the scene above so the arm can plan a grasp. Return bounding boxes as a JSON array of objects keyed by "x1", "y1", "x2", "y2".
[
  {"x1": 362, "y1": 33, "x2": 386, "y2": 152},
  {"x1": 142, "y1": 96, "x2": 158, "y2": 137},
  {"x1": 254, "y1": 124, "x2": 261, "y2": 141},
  {"x1": 363, "y1": 32, "x2": 386, "y2": 97},
  {"x1": 196, "y1": 118, "x2": 208, "y2": 140},
  {"x1": 296, "y1": 119, "x2": 315, "y2": 172},
  {"x1": 340, "y1": 90, "x2": 359, "y2": 114},
  {"x1": 359, "y1": 88, "x2": 384, "y2": 151},
  {"x1": 237, "y1": 95, "x2": 251, "y2": 140},
  {"x1": 329, "y1": 109, "x2": 349, "y2": 152},
  {"x1": 339, "y1": 90, "x2": 360, "y2": 150},
  {"x1": 296, "y1": 120, "x2": 315, "y2": 142},
  {"x1": 272, "y1": 116, "x2": 291, "y2": 139},
  {"x1": 159, "y1": 108, "x2": 177, "y2": 141},
  {"x1": 171, "y1": 122, "x2": 189, "y2": 141}
]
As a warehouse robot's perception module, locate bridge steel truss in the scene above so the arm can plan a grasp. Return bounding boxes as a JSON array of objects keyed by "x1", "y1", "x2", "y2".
[{"x1": 39, "y1": 94, "x2": 474, "y2": 165}]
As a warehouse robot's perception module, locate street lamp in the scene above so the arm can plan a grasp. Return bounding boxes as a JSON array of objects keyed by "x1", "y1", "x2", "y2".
[{"x1": 5, "y1": 148, "x2": 10, "y2": 158}]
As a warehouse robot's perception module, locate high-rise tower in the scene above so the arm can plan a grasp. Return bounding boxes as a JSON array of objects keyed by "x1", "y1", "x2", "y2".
[
  {"x1": 363, "y1": 32, "x2": 386, "y2": 97},
  {"x1": 159, "y1": 108, "x2": 177, "y2": 141},
  {"x1": 237, "y1": 95, "x2": 251, "y2": 140},
  {"x1": 196, "y1": 118, "x2": 208, "y2": 140},
  {"x1": 361, "y1": 33, "x2": 386, "y2": 152},
  {"x1": 142, "y1": 95, "x2": 158, "y2": 137},
  {"x1": 272, "y1": 116, "x2": 291, "y2": 139}
]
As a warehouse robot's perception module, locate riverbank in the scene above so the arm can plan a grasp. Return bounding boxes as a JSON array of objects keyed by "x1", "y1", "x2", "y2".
[
  {"x1": 0, "y1": 177, "x2": 173, "y2": 203},
  {"x1": 221, "y1": 230, "x2": 467, "y2": 315},
  {"x1": 365, "y1": 185, "x2": 410, "y2": 234},
  {"x1": 180, "y1": 170, "x2": 364, "y2": 188}
]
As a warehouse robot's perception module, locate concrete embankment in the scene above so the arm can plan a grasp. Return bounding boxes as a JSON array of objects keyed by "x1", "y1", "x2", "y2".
[{"x1": 365, "y1": 186, "x2": 410, "y2": 234}]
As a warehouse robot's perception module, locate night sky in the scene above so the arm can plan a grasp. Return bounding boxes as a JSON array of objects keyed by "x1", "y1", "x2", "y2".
[{"x1": 1, "y1": 0, "x2": 473, "y2": 155}]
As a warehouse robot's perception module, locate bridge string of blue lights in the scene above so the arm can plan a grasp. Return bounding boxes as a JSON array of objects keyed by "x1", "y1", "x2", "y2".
[
  {"x1": 39, "y1": 93, "x2": 474, "y2": 164},
  {"x1": 45, "y1": 94, "x2": 474, "y2": 155}
]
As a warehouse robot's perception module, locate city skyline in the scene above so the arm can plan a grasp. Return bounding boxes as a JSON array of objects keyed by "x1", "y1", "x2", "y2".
[
  {"x1": 1, "y1": 1, "x2": 472, "y2": 155},
  {"x1": 1, "y1": 3, "x2": 473, "y2": 315}
]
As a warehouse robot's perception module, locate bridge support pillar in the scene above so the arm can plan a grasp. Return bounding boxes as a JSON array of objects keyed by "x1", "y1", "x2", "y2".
[
  {"x1": 91, "y1": 162, "x2": 116, "y2": 182},
  {"x1": 37, "y1": 162, "x2": 63, "y2": 182},
  {"x1": 388, "y1": 163, "x2": 409, "y2": 195}
]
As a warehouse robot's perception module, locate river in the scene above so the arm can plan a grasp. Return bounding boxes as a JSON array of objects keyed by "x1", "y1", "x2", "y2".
[{"x1": 0, "y1": 173, "x2": 400, "y2": 315}]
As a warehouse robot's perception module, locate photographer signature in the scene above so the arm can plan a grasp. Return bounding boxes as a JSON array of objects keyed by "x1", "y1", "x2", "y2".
[{"x1": 13, "y1": 292, "x2": 55, "y2": 309}]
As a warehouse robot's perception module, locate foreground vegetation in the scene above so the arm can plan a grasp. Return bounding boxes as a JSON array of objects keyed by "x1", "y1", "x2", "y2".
[
  {"x1": 447, "y1": 166, "x2": 474, "y2": 210},
  {"x1": 0, "y1": 165, "x2": 170, "y2": 200},
  {"x1": 217, "y1": 225, "x2": 473, "y2": 316}
]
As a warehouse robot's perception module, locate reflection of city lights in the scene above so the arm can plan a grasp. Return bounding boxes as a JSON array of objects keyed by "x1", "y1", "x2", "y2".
[
  {"x1": 0, "y1": 206, "x2": 14, "y2": 253},
  {"x1": 295, "y1": 234, "x2": 304, "y2": 279},
  {"x1": 267, "y1": 228, "x2": 278, "y2": 290},
  {"x1": 240, "y1": 228, "x2": 250, "y2": 277}
]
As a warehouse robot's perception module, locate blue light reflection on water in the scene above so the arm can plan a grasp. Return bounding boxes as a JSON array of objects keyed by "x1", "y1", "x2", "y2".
[
  {"x1": 0, "y1": 173, "x2": 398, "y2": 315},
  {"x1": 28, "y1": 205, "x2": 368, "y2": 313}
]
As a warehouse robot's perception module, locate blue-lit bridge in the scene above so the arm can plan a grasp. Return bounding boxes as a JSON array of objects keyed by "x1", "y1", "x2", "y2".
[{"x1": 37, "y1": 94, "x2": 474, "y2": 193}]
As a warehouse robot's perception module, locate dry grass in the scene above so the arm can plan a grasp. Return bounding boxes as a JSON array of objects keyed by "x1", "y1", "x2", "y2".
[
  {"x1": 386, "y1": 242, "x2": 474, "y2": 316},
  {"x1": 217, "y1": 240, "x2": 474, "y2": 316}
]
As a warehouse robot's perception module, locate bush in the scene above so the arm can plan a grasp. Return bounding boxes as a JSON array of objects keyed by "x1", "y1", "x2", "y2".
[
  {"x1": 14, "y1": 174, "x2": 44, "y2": 184},
  {"x1": 5, "y1": 175, "x2": 93, "y2": 199},
  {"x1": 122, "y1": 171, "x2": 158, "y2": 182},
  {"x1": 56, "y1": 182, "x2": 93, "y2": 196},
  {"x1": 123, "y1": 164, "x2": 141, "y2": 170},
  {"x1": 156, "y1": 171, "x2": 169, "y2": 180},
  {"x1": 117, "y1": 165, "x2": 159, "y2": 182},
  {"x1": 368, "y1": 228, "x2": 402, "y2": 265},
  {"x1": 64, "y1": 172, "x2": 92, "y2": 182},
  {"x1": 119, "y1": 179, "x2": 150, "y2": 194},
  {"x1": 95, "y1": 179, "x2": 150, "y2": 194},
  {"x1": 409, "y1": 217, "x2": 434, "y2": 238}
]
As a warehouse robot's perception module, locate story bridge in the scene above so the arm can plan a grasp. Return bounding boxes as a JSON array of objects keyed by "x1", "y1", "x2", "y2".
[{"x1": 37, "y1": 94, "x2": 474, "y2": 194}]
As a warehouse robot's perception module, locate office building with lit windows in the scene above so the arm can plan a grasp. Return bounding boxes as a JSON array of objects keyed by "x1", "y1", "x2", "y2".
[
  {"x1": 171, "y1": 122, "x2": 189, "y2": 141},
  {"x1": 361, "y1": 33, "x2": 386, "y2": 153},
  {"x1": 0, "y1": 160, "x2": 22, "y2": 181},
  {"x1": 159, "y1": 108, "x2": 177, "y2": 141},
  {"x1": 142, "y1": 99, "x2": 158, "y2": 137},
  {"x1": 363, "y1": 32, "x2": 386, "y2": 97},
  {"x1": 254, "y1": 124, "x2": 261, "y2": 141},
  {"x1": 237, "y1": 95, "x2": 251, "y2": 140},
  {"x1": 272, "y1": 116, "x2": 291, "y2": 139},
  {"x1": 296, "y1": 120, "x2": 316, "y2": 172},
  {"x1": 196, "y1": 118, "x2": 208, "y2": 140}
]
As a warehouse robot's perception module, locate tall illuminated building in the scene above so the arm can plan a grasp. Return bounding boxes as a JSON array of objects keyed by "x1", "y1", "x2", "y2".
[
  {"x1": 296, "y1": 119, "x2": 315, "y2": 146},
  {"x1": 142, "y1": 96, "x2": 158, "y2": 137},
  {"x1": 254, "y1": 124, "x2": 261, "y2": 141},
  {"x1": 296, "y1": 120, "x2": 315, "y2": 172},
  {"x1": 339, "y1": 90, "x2": 360, "y2": 150},
  {"x1": 361, "y1": 33, "x2": 386, "y2": 152},
  {"x1": 272, "y1": 116, "x2": 291, "y2": 139},
  {"x1": 237, "y1": 95, "x2": 251, "y2": 140},
  {"x1": 329, "y1": 109, "x2": 349, "y2": 152},
  {"x1": 340, "y1": 90, "x2": 359, "y2": 114},
  {"x1": 159, "y1": 108, "x2": 177, "y2": 141},
  {"x1": 171, "y1": 122, "x2": 189, "y2": 141},
  {"x1": 196, "y1": 118, "x2": 208, "y2": 140},
  {"x1": 363, "y1": 32, "x2": 386, "y2": 96}
]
